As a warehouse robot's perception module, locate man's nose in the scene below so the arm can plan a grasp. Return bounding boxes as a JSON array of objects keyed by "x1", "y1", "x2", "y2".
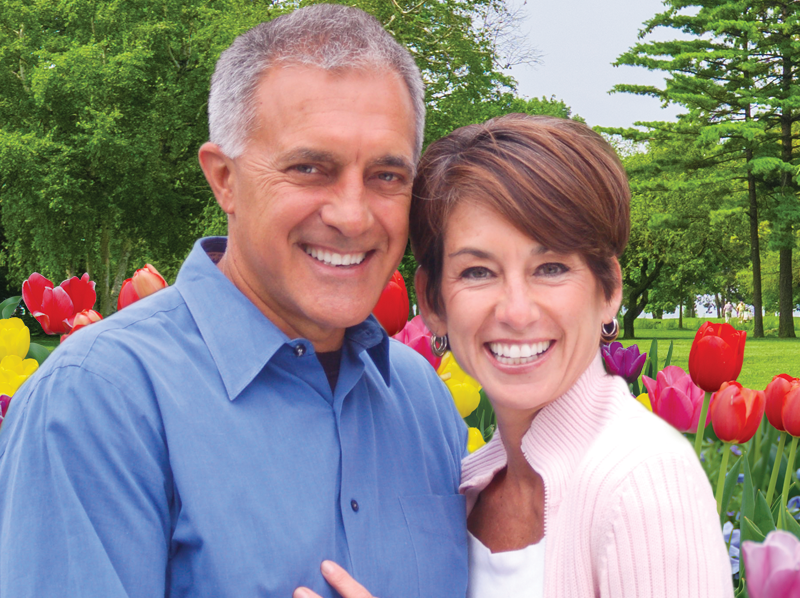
[
  {"x1": 320, "y1": 171, "x2": 375, "y2": 237},
  {"x1": 495, "y1": 279, "x2": 540, "y2": 331}
]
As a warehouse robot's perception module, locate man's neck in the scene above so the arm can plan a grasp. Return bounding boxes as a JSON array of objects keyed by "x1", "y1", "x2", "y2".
[{"x1": 216, "y1": 251, "x2": 346, "y2": 352}]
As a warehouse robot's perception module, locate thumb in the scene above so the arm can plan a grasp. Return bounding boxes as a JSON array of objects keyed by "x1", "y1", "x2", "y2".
[{"x1": 320, "y1": 560, "x2": 376, "y2": 598}]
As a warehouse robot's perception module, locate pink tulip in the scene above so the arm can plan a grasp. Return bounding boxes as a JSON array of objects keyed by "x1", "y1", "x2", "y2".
[
  {"x1": 393, "y1": 315, "x2": 441, "y2": 370},
  {"x1": 743, "y1": 530, "x2": 800, "y2": 598},
  {"x1": 642, "y1": 365, "x2": 707, "y2": 433}
]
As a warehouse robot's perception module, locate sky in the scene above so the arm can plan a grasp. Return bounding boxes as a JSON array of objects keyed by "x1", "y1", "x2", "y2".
[{"x1": 506, "y1": 0, "x2": 684, "y2": 129}]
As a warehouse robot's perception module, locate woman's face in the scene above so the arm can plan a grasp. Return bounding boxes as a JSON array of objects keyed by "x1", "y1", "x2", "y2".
[{"x1": 424, "y1": 201, "x2": 620, "y2": 418}]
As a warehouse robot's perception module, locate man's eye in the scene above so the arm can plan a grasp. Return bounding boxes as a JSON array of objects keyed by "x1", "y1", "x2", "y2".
[
  {"x1": 376, "y1": 172, "x2": 401, "y2": 182},
  {"x1": 537, "y1": 263, "x2": 568, "y2": 277},
  {"x1": 292, "y1": 164, "x2": 319, "y2": 175},
  {"x1": 460, "y1": 267, "x2": 493, "y2": 281}
]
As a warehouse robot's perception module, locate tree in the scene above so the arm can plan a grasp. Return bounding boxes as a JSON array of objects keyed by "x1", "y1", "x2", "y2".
[{"x1": 0, "y1": 0, "x2": 534, "y2": 315}]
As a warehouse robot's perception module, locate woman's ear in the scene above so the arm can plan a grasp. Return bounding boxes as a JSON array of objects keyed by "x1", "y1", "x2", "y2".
[
  {"x1": 605, "y1": 258, "x2": 624, "y2": 321},
  {"x1": 414, "y1": 268, "x2": 447, "y2": 336}
]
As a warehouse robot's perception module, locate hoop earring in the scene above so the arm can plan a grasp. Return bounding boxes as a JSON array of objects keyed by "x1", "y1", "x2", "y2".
[
  {"x1": 600, "y1": 318, "x2": 619, "y2": 344},
  {"x1": 430, "y1": 333, "x2": 449, "y2": 357}
]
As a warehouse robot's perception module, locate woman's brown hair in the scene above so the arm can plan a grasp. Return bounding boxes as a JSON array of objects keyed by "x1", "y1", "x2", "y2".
[{"x1": 410, "y1": 114, "x2": 630, "y2": 316}]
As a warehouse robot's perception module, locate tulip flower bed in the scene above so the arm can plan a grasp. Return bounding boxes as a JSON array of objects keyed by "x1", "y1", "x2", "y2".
[{"x1": 602, "y1": 324, "x2": 800, "y2": 597}]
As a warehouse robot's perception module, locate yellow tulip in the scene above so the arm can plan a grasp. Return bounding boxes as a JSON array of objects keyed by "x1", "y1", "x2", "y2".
[
  {"x1": 0, "y1": 354, "x2": 38, "y2": 396},
  {"x1": 0, "y1": 318, "x2": 31, "y2": 360},
  {"x1": 437, "y1": 352, "x2": 482, "y2": 418},
  {"x1": 467, "y1": 427, "x2": 486, "y2": 453},
  {"x1": 636, "y1": 392, "x2": 653, "y2": 412}
]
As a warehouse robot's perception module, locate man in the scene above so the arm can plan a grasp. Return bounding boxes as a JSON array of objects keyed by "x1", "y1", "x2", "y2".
[{"x1": 0, "y1": 6, "x2": 468, "y2": 597}]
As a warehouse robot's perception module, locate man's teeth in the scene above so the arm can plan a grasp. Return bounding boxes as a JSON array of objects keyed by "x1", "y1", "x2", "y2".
[
  {"x1": 306, "y1": 247, "x2": 366, "y2": 267},
  {"x1": 489, "y1": 341, "x2": 551, "y2": 365}
]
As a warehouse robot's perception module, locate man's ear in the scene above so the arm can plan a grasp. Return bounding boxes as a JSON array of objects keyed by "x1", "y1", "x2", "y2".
[
  {"x1": 198, "y1": 142, "x2": 237, "y2": 215},
  {"x1": 415, "y1": 268, "x2": 447, "y2": 335}
]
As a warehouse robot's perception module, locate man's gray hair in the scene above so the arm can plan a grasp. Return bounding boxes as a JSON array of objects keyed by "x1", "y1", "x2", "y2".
[{"x1": 208, "y1": 4, "x2": 425, "y2": 160}]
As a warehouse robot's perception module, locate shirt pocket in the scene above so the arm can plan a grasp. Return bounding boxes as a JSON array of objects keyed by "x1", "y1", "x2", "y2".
[{"x1": 399, "y1": 493, "x2": 468, "y2": 598}]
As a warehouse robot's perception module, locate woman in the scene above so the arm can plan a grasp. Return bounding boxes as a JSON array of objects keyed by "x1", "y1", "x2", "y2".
[{"x1": 295, "y1": 115, "x2": 732, "y2": 597}]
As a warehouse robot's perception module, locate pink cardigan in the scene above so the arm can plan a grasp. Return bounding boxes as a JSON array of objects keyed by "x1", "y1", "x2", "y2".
[{"x1": 460, "y1": 355, "x2": 734, "y2": 597}]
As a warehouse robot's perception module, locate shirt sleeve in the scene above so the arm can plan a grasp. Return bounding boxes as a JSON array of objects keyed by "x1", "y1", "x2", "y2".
[
  {"x1": 596, "y1": 452, "x2": 734, "y2": 598},
  {"x1": 0, "y1": 362, "x2": 172, "y2": 598}
]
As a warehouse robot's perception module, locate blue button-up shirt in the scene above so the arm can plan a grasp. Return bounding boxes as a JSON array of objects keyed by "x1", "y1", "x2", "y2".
[{"x1": 0, "y1": 238, "x2": 468, "y2": 598}]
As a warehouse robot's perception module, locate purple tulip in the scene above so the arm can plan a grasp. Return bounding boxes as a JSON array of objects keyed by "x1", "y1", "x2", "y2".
[
  {"x1": 0, "y1": 394, "x2": 10, "y2": 418},
  {"x1": 743, "y1": 530, "x2": 800, "y2": 598},
  {"x1": 601, "y1": 341, "x2": 647, "y2": 385}
]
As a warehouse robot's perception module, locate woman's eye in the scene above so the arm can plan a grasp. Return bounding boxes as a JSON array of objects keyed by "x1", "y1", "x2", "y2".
[
  {"x1": 537, "y1": 263, "x2": 568, "y2": 277},
  {"x1": 460, "y1": 267, "x2": 493, "y2": 281}
]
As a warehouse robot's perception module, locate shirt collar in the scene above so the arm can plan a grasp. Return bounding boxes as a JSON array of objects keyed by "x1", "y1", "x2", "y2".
[{"x1": 176, "y1": 237, "x2": 391, "y2": 400}]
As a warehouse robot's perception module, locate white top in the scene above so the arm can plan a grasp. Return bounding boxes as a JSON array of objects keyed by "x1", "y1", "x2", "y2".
[{"x1": 467, "y1": 531, "x2": 546, "y2": 598}]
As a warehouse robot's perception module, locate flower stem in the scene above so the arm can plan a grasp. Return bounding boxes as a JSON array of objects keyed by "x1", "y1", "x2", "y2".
[
  {"x1": 716, "y1": 445, "x2": 732, "y2": 515},
  {"x1": 694, "y1": 391, "x2": 712, "y2": 459},
  {"x1": 780, "y1": 435, "x2": 799, "y2": 527},
  {"x1": 766, "y1": 434, "x2": 787, "y2": 508}
]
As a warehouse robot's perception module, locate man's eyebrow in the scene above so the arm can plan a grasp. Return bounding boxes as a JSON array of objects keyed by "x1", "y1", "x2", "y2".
[
  {"x1": 369, "y1": 155, "x2": 415, "y2": 177},
  {"x1": 278, "y1": 148, "x2": 340, "y2": 165}
]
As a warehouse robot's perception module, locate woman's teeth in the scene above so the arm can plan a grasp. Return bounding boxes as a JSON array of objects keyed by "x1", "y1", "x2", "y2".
[
  {"x1": 306, "y1": 246, "x2": 366, "y2": 267},
  {"x1": 488, "y1": 341, "x2": 551, "y2": 365}
]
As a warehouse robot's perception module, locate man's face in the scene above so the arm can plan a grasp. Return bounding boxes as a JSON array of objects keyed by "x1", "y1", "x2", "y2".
[{"x1": 208, "y1": 66, "x2": 416, "y2": 350}]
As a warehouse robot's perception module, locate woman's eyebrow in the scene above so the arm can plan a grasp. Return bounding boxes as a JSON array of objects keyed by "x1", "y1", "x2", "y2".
[{"x1": 447, "y1": 248, "x2": 493, "y2": 260}]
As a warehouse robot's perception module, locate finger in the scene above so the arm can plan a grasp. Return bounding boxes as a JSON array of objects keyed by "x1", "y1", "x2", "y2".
[
  {"x1": 320, "y1": 560, "x2": 374, "y2": 598},
  {"x1": 293, "y1": 587, "x2": 323, "y2": 598}
]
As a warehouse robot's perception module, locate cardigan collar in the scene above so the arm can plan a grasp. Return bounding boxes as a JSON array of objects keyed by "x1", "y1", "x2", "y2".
[{"x1": 460, "y1": 352, "x2": 630, "y2": 534}]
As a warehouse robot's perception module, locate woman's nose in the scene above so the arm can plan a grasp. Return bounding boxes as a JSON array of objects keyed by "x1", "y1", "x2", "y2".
[{"x1": 495, "y1": 281, "x2": 540, "y2": 330}]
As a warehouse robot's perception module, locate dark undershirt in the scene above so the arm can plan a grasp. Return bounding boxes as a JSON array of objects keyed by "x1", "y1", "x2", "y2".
[{"x1": 316, "y1": 350, "x2": 342, "y2": 393}]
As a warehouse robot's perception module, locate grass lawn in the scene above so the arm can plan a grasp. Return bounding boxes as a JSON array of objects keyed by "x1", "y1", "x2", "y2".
[{"x1": 620, "y1": 328, "x2": 800, "y2": 390}]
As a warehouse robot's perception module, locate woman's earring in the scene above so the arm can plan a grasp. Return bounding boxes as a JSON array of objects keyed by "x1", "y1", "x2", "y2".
[
  {"x1": 430, "y1": 333, "x2": 449, "y2": 357},
  {"x1": 600, "y1": 318, "x2": 620, "y2": 344}
]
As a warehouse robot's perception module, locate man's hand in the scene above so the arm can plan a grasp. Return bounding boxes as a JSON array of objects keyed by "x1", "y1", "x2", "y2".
[{"x1": 293, "y1": 561, "x2": 376, "y2": 598}]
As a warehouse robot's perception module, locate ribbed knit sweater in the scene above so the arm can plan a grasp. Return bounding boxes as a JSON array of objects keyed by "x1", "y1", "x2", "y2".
[{"x1": 460, "y1": 354, "x2": 734, "y2": 597}]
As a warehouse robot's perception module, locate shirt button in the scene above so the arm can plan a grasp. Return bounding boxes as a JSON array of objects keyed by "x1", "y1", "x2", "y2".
[
  {"x1": 351, "y1": 500, "x2": 359, "y2": 512},
  {"x1": 294, "y1": 344, "x2": 306, "y2": 357}
]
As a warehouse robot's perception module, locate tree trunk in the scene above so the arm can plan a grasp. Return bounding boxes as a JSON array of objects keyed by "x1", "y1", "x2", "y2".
[
  {"x1": 679, "y1": 299, "x2": 683, "y2": 329},
  {"x1": 716, "y1": 293, "x2": 722, "y2": 318},
  {"x1": 747, "y1": 165, "x2": 765, "y2": 337},
  {"x1": 621, "y1": 259, "x2": 663, "y2": 339},
  {"x1": 98, "y1": 223, "x2": 112, "y2": 316},
  {"x1": 654, "y1": 308, "x2": 663, "y2": 320},
  {"x1": 779, "y1": 244, "x2": 796, "y2": 338},
  {"x1": 110, "y1": 238, "x2": 133, "y2": 311}
]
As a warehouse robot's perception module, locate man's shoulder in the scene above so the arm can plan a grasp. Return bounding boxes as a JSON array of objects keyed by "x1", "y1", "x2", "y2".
[{"x1": 37, "y1": 286, "x2": 196, "y2": 381}]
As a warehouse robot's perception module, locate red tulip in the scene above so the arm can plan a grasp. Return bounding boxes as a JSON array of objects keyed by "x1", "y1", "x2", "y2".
[
  {"x1": 688, "y1": 322, "x2": 746, "y2": 392},
  {"x1": 765, "y1": 374, "x2": 800, "y2": 432},
  {"x1": 117, "y1": 265, "x2": 168, "y2": 311},
  {"x1": 22, "y1": 272, "x2": 96, "y2": 335},
  {"x1": 117, "y1": 278, "x2": 139, "y2": 311},
  {"x1": 59, "y1": 274, "x2": 97, "y2": 326},
  {"x1": 60, "y1": 309, "x2": 103, "y2": 343},
  {"x1": 709, "y1": 381, "x2": 766, "y2": 444},
  {"x1": 372, "y1": 270, "x2": 409, "y2": 336},
  {"x1": 131, "y1": 264, "x2": 168, "y2": 299},
  {"x1": 781, "y1": 384, "x2": 800, "y2": 437}
]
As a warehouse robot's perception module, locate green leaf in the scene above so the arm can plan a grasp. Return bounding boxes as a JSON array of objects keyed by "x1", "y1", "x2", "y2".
[
  {"x1": 0, "y1": 296, "x2": 21, "y2": 319},
  {"x1": 648, "y1": 338, "x2": 658, "y2": 378},
  {"x1": 742, "y1": 449, "x2": 755, "y2": 522},
  {"x1": 26, "y1": 342, "x2": 52, "y2": 365},
  {"x1": 741, "y1": 516, "x2": 766, "y2": 544},
  {"x1": 664, "y1": 341, "x2": 674, "y2": 368},
  {"x1": 720, "y1": 456, "x2": 743, "y2": 520},
  {"x1": 783, "y1": 508, "x2": 800, "y2": 541},
  {"x1": 754, "y1": 490, "x2": 777, "y2": 535}
]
